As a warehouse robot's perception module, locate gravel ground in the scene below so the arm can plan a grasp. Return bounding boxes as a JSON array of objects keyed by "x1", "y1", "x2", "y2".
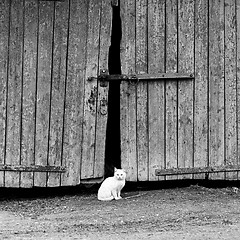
[{"x1": 1, "y1": 183, "x2": 240, "y2": 239}]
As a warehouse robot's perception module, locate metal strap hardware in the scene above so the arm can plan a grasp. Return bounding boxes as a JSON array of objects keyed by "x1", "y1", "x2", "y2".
[{"x1": 88, "y1": 69, "x2": 194, "y2": 87}]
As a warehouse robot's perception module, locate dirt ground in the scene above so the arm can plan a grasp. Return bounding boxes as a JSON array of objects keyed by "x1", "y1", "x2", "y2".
[{"x1": 1, "y1": 182, "x2": 240, "y2": 240}]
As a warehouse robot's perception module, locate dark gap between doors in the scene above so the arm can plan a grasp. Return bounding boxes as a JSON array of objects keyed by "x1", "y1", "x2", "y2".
[{"x1": 104, "y1": 1, "x2": 122, "y2": 178}]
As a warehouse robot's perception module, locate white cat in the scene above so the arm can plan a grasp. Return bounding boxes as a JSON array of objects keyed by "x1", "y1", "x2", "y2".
[{"x1": 98, "y1": 168, "x2": 126, "y2": 201}]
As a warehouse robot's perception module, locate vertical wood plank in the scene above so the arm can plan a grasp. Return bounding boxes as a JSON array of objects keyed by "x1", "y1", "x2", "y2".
[
  {"x1": 148, "y1": 0, "x2": 166, "y2": 181},
  {"x1": 225, "y1": 0, "x2": 237, "y2": 180},
  {"x1": 20, "y1": 0, "x2": 38, "y2": 188},
  {"x1": 0, "y1": 0, "x2": 9, "y2": 187},
  {"x1": 209, "y1": 0, "x2": 225, "y2": 180},
  {"x1": 237, "y1": 0, "x2": 240, "y2": 180},
  {"x1": 61, "y1": 0, "x2": 88, "y2": 186},
  {"x1": 194, "y1": 0, "x2": 209, "y2": 179},
  {"x1": 5, "y1": 0, "x2": 24, "y2": 188},
  {"x1": 165, "y1": 0, "x2": 178, "y2": 180},
  {"x1": 178, "y1": 0, "x2": 194, "y2": 179},
  {"x1": 47, "y1": 0, "x2": 69, "y2": 187},
  {"x1": 120, "y1": 0, "x2": 138, "y2": 181},
  {"x1": 136, "y1": 0, "x2": 149, "y2": 181},
  {"x1": 34, "y1": 1, "x2": 54, "y2": 187},
  {"x1": 94, "y1": 0, "x2": 112, "y2": 178},
  {"x1": 81, "y1": 0, "x2": 101, "y2": 179}
]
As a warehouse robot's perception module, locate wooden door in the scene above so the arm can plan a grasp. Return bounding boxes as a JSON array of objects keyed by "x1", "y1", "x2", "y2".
[
  {"x1": 120, "y1": 0, "x2": 240, "y2": 181},
  {"x1": 0, "y1": 0, "x2": 112, "y2": 188}
]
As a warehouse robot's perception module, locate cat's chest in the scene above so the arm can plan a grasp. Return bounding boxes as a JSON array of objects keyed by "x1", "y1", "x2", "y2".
[{"x1": 104, "y1": 178, "x2": 125, "y2": 188}]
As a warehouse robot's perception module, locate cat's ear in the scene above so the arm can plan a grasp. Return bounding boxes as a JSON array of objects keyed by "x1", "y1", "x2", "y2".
[
  {"x1": 122, "y1": 169, "x2": 126, "y2": 173},
  {"x1": 114, "y1": 167, "x2": 118, "y2": 172}
]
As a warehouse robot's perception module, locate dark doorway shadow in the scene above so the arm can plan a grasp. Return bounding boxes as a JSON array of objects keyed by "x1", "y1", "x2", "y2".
[{"x1": 105, "y1": 1, "x2": 122, "y2": 178}]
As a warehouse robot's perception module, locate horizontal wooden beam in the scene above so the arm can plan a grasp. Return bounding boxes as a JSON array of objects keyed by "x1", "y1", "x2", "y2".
[
  {"x1": 0, "y1": 165, "x2": 66, "y2": 173},
  {"x1": 155, "y1": 165, "x2": 240, "y2": 176}
]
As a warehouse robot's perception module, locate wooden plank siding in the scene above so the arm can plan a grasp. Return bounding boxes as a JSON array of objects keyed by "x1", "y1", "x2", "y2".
[
  {"x1": 94, "y1": 0, "x2": 112, "y2": 178},
  {"x1": 120, "y1": 0, "x2": 240, "y2": 182},
  {"x1": 5, "y1": 0, "x2": 24, "y2": 187},
  {"x1": 135, "y1": 0, "x2": 149, "y2": 181},
  {"x1": 165, "y1": 0, "x2": 178, "y2": 181},
  {"x1": 177, "y1": 0, "x2": 194, "y2": 180},
  {"x1": 61, "y1": 0, "x2": 88, "y2": 186},
  {"x1": 237, "y1": 0, "x2": 240, "y2": 180},
  {"x1": 81, "y1": 0, "x2": 104, "y2": 179},
  {"x1": 120, "y1": 0, "x2": 138, "y2": 181},
  {"x1": 194, "y1": 0, "x2": 209, "y2": 180},
  {"x1": 21, "y1": 0, "x2": 38, "y2": 188},
  {"x1": 1, "y1": 0, "x2": 240, "y2": 187},
  {"x1": 34, "y1": 0, "x2": 54, "y2": 187},
  {"x1": 0, "y1": 0, "x2": 112, "y2": 188},
  {"x1": 0, "y1": 0, "x2": 9, "y2": 187},
  {"x1": 81, "y1": 0, "x2": 112, "y2": 180},
  {"x1": 208, "y1": 0, "x2": 225, "y2": 180},
  {"x1": 47, "y1": 0, "x2": 69, "y2": 187},
  {"x1": 148, "y1": 0, "x2": 166, "y2": 181},
  {"x1": 224, "y1": 0, "x2": 237, "y2": 180}
]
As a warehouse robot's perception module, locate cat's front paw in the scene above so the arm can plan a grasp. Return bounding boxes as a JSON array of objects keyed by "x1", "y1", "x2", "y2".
[{"x1": 115, "y1": 196, "x2": 122, "y2": 200}]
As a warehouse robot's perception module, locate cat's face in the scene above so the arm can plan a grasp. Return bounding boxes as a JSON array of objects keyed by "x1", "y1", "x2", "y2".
[{"x1": 114, "y1": 168, "x2": 126, "y2": 180}]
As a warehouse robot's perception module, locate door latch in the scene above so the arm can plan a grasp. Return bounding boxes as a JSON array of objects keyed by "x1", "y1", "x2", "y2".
[{"x1": 88, "y1": 69, "x2": 194, "y2": 88}]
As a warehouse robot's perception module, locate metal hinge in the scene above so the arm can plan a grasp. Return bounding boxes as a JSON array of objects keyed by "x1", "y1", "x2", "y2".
[{"x1": 88, "y1": 69, "x2": 194, "y2": 88}]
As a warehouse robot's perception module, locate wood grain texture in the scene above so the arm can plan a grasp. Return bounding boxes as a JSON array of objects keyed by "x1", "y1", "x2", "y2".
[
  {"x1": 177, "y1": 0, "x2": 194, "y2": 179},
  {"x1": 148, "y1": 0, "x2": 165, "y2": 181},
  {"x1": 136, "y1": 0, "x2": 149, "y2": 181},
  {"x1": 34, "y1": 1, "x2": 54, "y2": 187},
  {"x1": 209, "y1": 0, "x2": 225, "y2": 180},
  {"x1": 94, "y1": 0, "x2": 112, "y2": 178},
  {"x1": 81, "y1": 0, "x2": 102, "y2": 179},
  {"x1": 224, "y1": 0, "x2": 237, "y2": 180},
  {"x1": 61, "y1": 0, "x2": 88, "y2": 186},
  {"x1": 0, "y1": 0, "x2": 9, "y2": 187},
  {"x1": 1, "y1": 0, "x2": 240, "y2": 187},
  {"x1": 237, "y1": 0, "x2": 240, "y2": 180},
  {"x1": 194, "y1": 0, "x2": 209, "y2": 179},
  {"x1": 5, "y1": 0, "x2": 23, "y2": 188},
  {"x1": 165, "y1": 0, "x2": 178, "y2": 180},
  {"x1": 47, "y1": 0, "x2": 69, "y2": 187},
  {"x1": 20, "y1": 0, "x2": 38, "y2": 188},
  {"x1": 120, "y1": 0, "x2": 138, "y2": 182}
]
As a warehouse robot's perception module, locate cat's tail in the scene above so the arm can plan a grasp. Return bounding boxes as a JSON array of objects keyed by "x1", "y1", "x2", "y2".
[{"x1": 98, "y1": 195, "x2": 114, "y2": 201}]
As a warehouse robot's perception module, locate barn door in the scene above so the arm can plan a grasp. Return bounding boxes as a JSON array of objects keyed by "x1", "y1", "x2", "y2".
[
  {"x1": 119, "y1": 0, "x2": 240, "y2": 182},
  {"x1": 119, "y1": 0, "x2": 194, "y2": 181},
  {"x1": 0, "y1": 0, "x2": 112, "y2": 188}
]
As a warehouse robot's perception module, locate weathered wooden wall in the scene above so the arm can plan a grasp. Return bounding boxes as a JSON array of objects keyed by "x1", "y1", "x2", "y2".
[
  {"x1": 120, "y1": 0, "x2": 240, "y2": 181},
  {"x1": 0, "y1": 0, "x2": 112, "y2": 188},
  {"x1": 1, "y1": 0, "x2": 240, "y2": 187}
]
